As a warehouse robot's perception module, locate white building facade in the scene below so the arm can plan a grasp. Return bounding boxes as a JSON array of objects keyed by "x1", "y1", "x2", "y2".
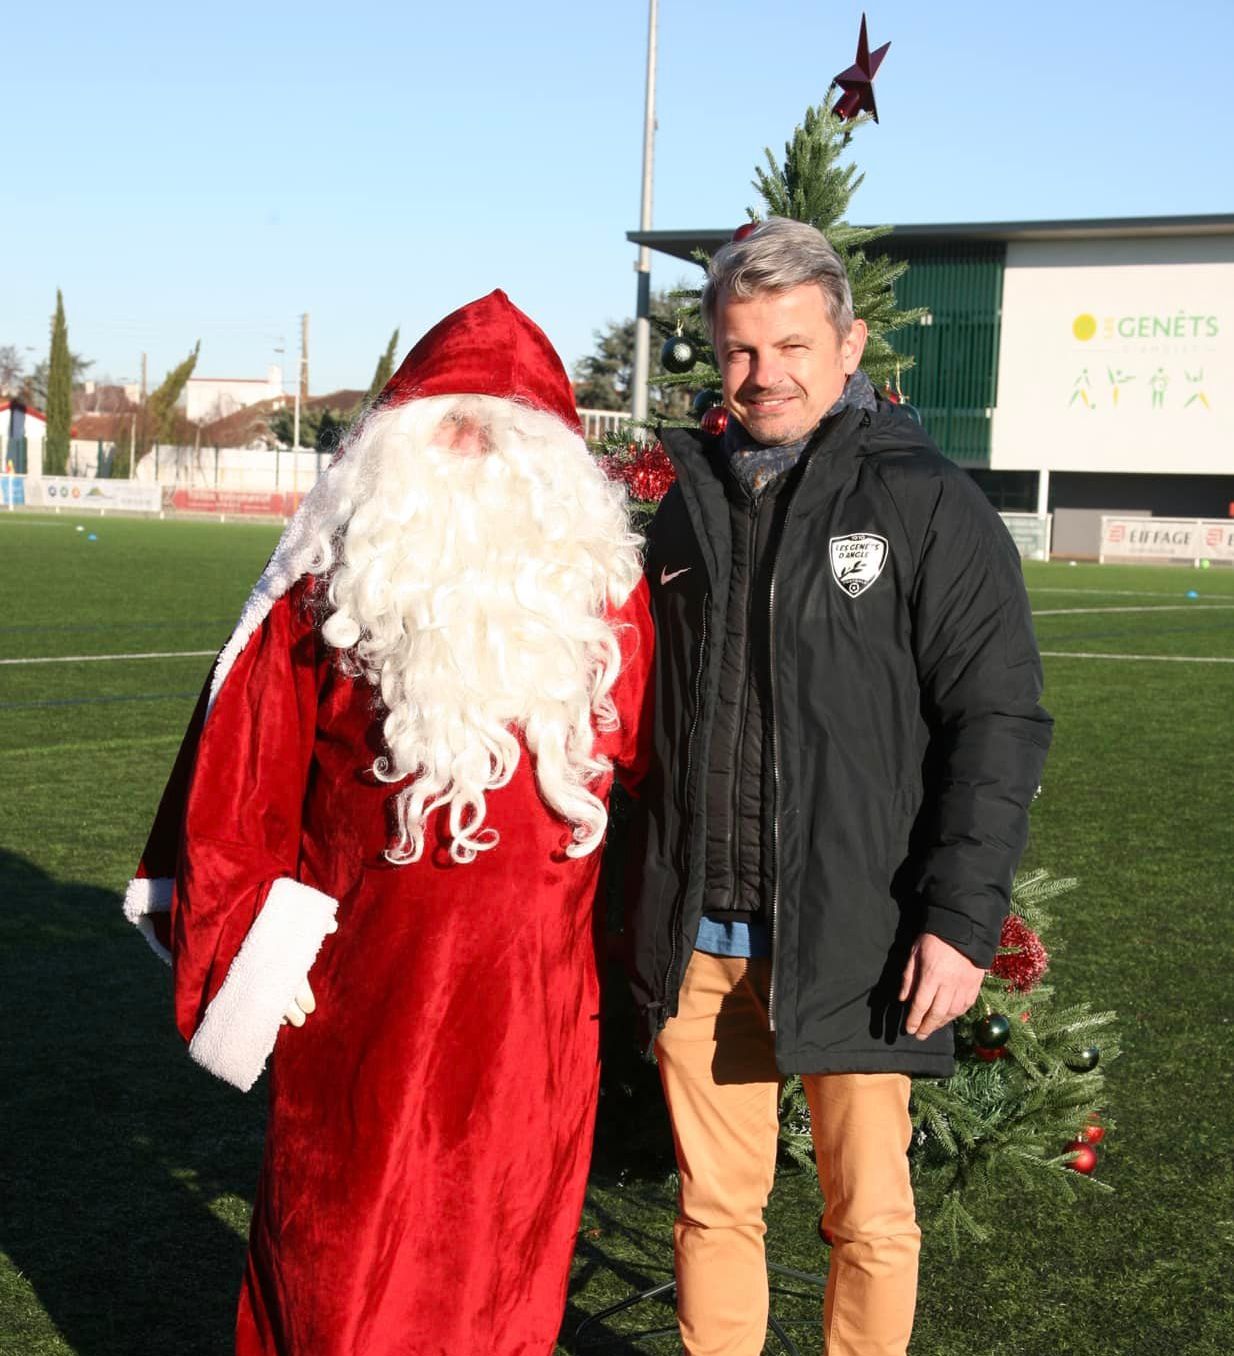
[{"x1": 185, "y1": 365, "x2": 284, "y2": 424}]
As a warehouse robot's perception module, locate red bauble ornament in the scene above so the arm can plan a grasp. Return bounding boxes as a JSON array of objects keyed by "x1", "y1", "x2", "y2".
[
  {"x1": 623, "y1": 439, "x2": 676, "y2": 503},
  {"x1": 974, "y1": 1045, "x2": 1006, "y2": 1062},
  {"x1": 990, "y1": 914, "x2": 1050, "y2": 993},
  {"x1": 1079, "y1": 1115, "x2": 1106, "y2": 1145},
  {"x1": 700, "y1": 406, "x2": 729, "y2": 436},
  {"x1": 1064, "y1": 1140, "x2": 1098, "y2": 1175},
  {"x1": 733, "y1": 222, "x2": 758, "y2": 242},
  {"x1": 882, "y1": 383, "x2": 901, "y2": 405}
]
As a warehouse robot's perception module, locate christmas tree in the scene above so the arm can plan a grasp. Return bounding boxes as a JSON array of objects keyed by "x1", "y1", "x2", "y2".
[
  {"x1": 776, "y1": 869, "x2": 1120, "y2": 1250},
  {"x1": 601, "y1": 88, "x2": 924, "y2": 498},
  {"x1": 599, "y1": 57, "x2": 1121, "y2": 1247}
]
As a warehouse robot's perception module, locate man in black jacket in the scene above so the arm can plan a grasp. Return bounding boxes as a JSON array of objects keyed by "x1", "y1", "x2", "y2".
[{"x1": 624, "y1": 218, "x2": 1052, "y2": 1356}]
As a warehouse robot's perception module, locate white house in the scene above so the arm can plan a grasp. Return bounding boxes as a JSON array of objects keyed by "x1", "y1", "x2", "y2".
[
  {"x1": 1, "y1": 399, "x2": 47, "y2": 476},
  {"x1": 185, "y1": 365, "x2": 284, "y2": 424}
]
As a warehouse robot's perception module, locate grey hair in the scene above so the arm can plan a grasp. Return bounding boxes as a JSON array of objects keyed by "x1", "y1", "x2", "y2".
[{"x1": 701, "y1": 217, "x2": 854, "y2": 339}]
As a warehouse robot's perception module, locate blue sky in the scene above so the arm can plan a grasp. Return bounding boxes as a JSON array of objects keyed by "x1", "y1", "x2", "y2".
[{"x1": 6, "y1": 0, "x2": 1232, "y2": 398}]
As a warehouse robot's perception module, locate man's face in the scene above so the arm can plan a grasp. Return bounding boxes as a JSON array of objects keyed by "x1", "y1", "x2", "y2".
[
  {"x1": 435, "y1": 409, "x2": 491, "y2": 458},
  {"x1": 715, "y1": 283, "x2": 868, "y2": 446}
]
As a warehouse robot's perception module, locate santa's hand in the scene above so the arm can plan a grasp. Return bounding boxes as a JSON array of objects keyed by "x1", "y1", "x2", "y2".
[{"x1": 282, "y1": 980, "x2": 317, "y2": 1027}]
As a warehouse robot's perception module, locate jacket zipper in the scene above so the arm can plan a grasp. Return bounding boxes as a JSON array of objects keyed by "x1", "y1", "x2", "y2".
[
  {"x1": 767, "y1": 411, "x2": 868, "y2": 1031},
  {"x1": 660, "y1": 590, "x2": 710, "y2": 1024},
  {"x1": 766, "y1": 559, "x2": 783, "y2": 1031},
  {"x1": 729, "y1": 501, "x2": 758, "y2": 894},
  {"x1": 766, "y1": 456, "x2": 818, "y2": 1032}
]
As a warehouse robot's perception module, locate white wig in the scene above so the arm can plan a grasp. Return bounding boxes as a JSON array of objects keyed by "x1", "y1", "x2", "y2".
[{"x1": 303, "y1": 394, "x2": 642, "y2": 865}]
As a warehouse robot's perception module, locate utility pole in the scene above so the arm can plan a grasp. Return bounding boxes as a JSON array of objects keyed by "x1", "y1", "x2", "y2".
[
  {"x1": 630, "y1": 0, "x2": 659, "y2": 429},
  {"x1": 292, "y1": 312, "x2": 309, "y2": 463},
  {"x1": 139, "y1": 352, "x2": 148, "y2": 481},
  {"x1": 299, "y1": 312, "x2": 310, "y2": 408}
]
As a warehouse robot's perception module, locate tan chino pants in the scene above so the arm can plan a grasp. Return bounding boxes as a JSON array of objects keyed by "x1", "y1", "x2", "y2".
[{"x1": 655, "y1": 950, "x2": 921, "y2": 1356}]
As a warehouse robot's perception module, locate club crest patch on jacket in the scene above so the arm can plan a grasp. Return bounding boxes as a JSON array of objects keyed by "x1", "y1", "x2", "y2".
[{"x1": 829, "y1": 532, "x2": 889, "y2": 597}]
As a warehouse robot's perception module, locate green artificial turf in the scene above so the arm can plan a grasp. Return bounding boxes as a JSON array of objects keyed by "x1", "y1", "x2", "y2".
[{"x1": 1, "y1": 517, "x2": 1231, "y2": 1354}]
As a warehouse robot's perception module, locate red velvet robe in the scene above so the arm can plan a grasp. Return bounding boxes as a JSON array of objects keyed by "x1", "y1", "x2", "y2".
[{"x1": 133, "y1": 575, "x2": 653, "y2": 1355}]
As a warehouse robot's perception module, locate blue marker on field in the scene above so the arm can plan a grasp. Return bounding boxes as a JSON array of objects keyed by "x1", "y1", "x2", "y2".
[
  {"x1": 87, "y1": 533, "x2": 98, "y2": 542},
  {"x1": 1186, "y1": 589, "x2": 1198, "y2": 599}
]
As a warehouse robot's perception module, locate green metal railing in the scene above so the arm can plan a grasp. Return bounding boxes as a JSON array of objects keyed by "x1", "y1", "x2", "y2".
[{"x1": 885, "y1": 242, "x2": 1005, "y2": 466}]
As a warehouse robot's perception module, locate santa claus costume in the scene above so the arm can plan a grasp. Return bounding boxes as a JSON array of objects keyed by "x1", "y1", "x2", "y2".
[{"x1": 123, "y1": 292, "x2": 653, "y2": 1355}]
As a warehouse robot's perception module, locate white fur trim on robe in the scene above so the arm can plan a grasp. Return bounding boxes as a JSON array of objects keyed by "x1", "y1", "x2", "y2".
[
  {"x1": 206, "y1": 460, "x2": 349, "y2": 715},
  {"x1": 123, "y1": 876, "x2": 174, "y2": 965},
  {"x1": 188, "y1": 878, "x2": 339, "y2": 1093}
]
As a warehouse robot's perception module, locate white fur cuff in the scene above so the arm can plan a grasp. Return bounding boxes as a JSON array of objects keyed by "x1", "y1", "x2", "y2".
[
  {"x1": 124, "y1": 876, "x2": 174, "y2": 965},
  {"x1": 188, "y1": 878, "x2": 338, "y2": 1093}
]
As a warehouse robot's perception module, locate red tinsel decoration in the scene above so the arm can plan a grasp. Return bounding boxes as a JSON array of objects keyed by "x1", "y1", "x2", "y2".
[
  {"x1": 990, "y1": 913, "x2": 1050, "y2": 993},
  {"x1": 614, "y1": 439, "x2": 676, "y2": 503}
]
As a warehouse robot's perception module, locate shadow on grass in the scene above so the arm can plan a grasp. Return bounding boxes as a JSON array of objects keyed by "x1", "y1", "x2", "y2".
[{"x1": 0, "y1": 848, "x2": 265, "y2": 1355}]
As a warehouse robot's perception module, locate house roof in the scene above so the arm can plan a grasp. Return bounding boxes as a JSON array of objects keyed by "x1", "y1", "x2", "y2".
[
  {"x1": 200, "y1": 388, "x2": 366, "y2": 448},
  {"x1": 627, "y1": 213, "x2": 1234, "y2": 265},
  {"x1": 0, "y1": 399, "x2": 46, "y2": 423},
  {"x1": 73, "y1": 413, "x2": 131, "y2": 440}
]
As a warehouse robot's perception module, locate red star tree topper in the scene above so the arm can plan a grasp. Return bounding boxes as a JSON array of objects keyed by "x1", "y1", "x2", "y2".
[{"x1": 832, "y1": 13, "x2": 891, "y2": 122}]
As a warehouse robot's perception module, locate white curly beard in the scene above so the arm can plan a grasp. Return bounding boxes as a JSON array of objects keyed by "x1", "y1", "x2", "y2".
[{"x1": 309, "y1": 394, "x2": 642, "y2": 865}]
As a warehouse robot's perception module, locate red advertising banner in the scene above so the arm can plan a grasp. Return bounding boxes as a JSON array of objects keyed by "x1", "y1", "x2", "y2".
[{"x1": 172, "y1": 488, "x2": 306, "y2": 517}]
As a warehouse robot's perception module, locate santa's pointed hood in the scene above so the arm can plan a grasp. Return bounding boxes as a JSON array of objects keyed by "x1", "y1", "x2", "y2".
[
  {"x1": 125, "y1": 292, "x2": 584, "y2": 958},
  {"x1": 376, "y1": 290, "x2": 582, "y2": 435}
]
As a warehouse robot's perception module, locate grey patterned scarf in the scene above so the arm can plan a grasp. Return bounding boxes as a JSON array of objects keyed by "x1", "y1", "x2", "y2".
[{"x1": 723, "y1": 368, "x2": 877, "y2": 496}]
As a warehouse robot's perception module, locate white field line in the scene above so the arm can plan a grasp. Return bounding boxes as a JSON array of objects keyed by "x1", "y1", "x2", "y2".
[
  {"x1": 0, "y1": 649, "x2": 216, "y2": 666},
  {"x1": 1029, "y1": 587, "x2": 1229, "y2": 598},
  {"x1": 0, "y1": 733, "x2": 183, "y2": 758},
  {"x1": 4, "y1": 616, "x2": 1229, "y2": 666},
  {"x1": 1033, "y1": 604, "x2": 1234, "y2": 616},
  {"x1": 1040, "y1": 651, "x2": 1234, "y2": 664}
]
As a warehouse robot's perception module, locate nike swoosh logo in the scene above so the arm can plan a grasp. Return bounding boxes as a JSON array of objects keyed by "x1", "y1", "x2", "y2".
[{"x1": 660, "y1": 566, "x2": 691, "y2": 585}]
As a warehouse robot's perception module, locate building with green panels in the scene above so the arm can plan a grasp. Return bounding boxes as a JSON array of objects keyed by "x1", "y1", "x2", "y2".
[{"x1": 629, "y1": 216, "x2": 1234, "y2": 555}]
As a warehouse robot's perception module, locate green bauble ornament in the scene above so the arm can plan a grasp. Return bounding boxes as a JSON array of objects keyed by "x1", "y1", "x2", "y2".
[
  {"x1": 1066, "y1": 1045, "x2": 1101, "y2": 1073},
  {"x1": 661, "y1": 337, "x2": 698, "y2": 374},
  {"x1": 692, "y1": 389, "x2": 724, "y2": 419},
  {"x1": 973, "y1": 1013, "x2": 1011, "y2": 1051}
]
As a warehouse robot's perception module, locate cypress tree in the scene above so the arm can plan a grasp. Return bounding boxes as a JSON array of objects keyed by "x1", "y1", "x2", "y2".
[
  {"x1": 364, "y1": 329, "x2": 400, "y2": 407},
  {"x1": 44, "y1": 290, "x2": 72, "y2": 475},
  {"x1": 143, "y1": 342, "x2": 200, "y2": 454}
]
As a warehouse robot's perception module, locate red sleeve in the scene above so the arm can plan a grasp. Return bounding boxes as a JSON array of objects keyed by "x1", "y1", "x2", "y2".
[
  {"x1": 128, "y1": 579, "x2": 341, "y2": 1091},
  {"x1": 609, "y1": 576, "x2": 655, "y2": 795},
  {"x1": 171, "y1": 584, "x2": 324, "y2": 1040}
]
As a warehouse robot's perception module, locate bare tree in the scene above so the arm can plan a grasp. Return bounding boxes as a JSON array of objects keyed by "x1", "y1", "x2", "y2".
[{"x1": 0, "y1": 345, "x2": 24, "y2": 397}]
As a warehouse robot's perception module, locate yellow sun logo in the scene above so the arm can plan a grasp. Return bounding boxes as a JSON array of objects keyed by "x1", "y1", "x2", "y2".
[{"x1": 1073, "y1": 314, "x2": 1098, "y2": 342}]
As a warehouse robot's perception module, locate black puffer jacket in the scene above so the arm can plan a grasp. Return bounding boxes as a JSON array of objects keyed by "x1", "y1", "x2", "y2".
[{"x1": 624, "y1": 406, "x2": 1053, "y2": 1076}]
